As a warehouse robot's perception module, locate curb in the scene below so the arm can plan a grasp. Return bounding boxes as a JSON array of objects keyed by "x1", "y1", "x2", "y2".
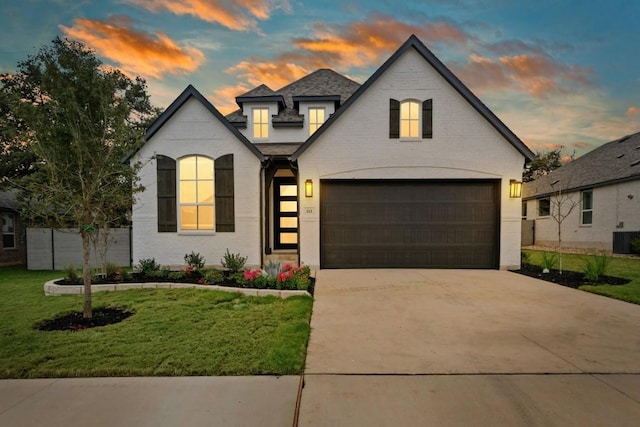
[{"x1": 43, "y1": 279, "x2": 311, "y2": 299}]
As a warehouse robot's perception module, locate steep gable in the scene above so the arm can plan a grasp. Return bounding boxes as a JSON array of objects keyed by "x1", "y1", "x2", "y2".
[{"x1": 291, "y1": 34, "x2": 535, "y2": 162}]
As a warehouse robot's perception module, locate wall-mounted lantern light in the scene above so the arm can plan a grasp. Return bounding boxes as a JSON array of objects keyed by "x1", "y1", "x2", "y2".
[
  {"x1": 509, "y1": 179, "x2": 522, "y2": 198},
  {"x1": 305, "y1": 179, "x2": 313, "y2": 198}
]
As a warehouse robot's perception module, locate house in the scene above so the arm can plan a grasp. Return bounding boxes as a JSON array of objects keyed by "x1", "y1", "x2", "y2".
[
  {"x1": 522, "y1": 131, "x2": 640, "y2": 253},
  {"x1": 130, "y1": 35, "x2": 534, "y2": 270},
  {"x1": 0, "y1": 191, "x2": 25, "y2": 266}
]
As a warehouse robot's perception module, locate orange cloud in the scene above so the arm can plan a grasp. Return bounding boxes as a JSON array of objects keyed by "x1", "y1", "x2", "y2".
[
  {"x1": 60, "y1": 17, "x2": 205, "y2": 79},
  {"x1": 294, "y1": 15, "x2": 470, "y2": 69},
  {"x1": 210, "y1": 83, "x2": 250, "y2": 115},
  {"x1": 627, "y1": 106, "x2": 640, "y2": 117},
  {"x1": 127, "y1": 0, "x2": 288, "y2": 32},
  {"x1": 226, "y1": 59, "x2": 310, "y2": 89}
]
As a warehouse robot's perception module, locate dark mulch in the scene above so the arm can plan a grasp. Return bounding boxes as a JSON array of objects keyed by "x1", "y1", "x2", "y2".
[
  {"x1": 513, "y1": 263, "x2": 630, "y2": 289},
  {"x1": 36, "y1": 307, "x2": 134, "y2": 332}
]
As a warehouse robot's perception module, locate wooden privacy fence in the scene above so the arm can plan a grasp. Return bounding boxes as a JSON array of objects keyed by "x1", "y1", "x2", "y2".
[{"x1": 26, "y1": 228, "x2": 131, "y2": 270}]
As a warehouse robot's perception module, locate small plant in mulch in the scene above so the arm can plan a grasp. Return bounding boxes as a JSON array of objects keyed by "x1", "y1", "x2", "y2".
[
  {"x1": 515, "y1": 263, "x2": 629, "y2": 289},
  {"x1": 36, "y1": 307, "x2": 134, "y2": 332}
]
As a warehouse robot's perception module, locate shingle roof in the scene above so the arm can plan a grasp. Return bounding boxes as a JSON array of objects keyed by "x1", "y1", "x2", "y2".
[
  {"x1": 225, "y1": 69, "x2": 361, "y2": 126},
  {"x1": 0, "y1": 190, "x2": 19, "y2": 211},
  {"x1": 523, "y1": 131, "x2": 640, "y2": 199},
  {"x1": 254, "y1": 143, "x2": 303, "y2": 156}
]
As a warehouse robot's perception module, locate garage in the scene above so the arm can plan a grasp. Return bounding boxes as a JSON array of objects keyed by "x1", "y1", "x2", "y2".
[{"x1": 320, "y1": 180, "x2": 500, "y2": 269}]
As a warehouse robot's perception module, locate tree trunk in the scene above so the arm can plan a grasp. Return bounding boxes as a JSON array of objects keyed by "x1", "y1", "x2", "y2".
[{"x1": 81, "y1": 229, "x2": 93, "y2": 319}]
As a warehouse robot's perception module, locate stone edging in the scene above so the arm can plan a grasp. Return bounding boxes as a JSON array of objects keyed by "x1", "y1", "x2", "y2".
[{"x1": 43, "y1": 279, "x2": 311, "y2": 299}]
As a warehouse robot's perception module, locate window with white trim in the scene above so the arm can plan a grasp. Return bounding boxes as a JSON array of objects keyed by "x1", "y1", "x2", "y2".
[
  {"x1": 179, "y1": 156, "x2": 214, "y2": 230},
  {"x1": 308, "y1": 107, "x2": 325, "y2": 135},
  {"x1": 400, "y1": 100, "x2": 420, "y2": 139},
  {"x1": 2, "y1": 212, "x2": 15, "y2": 249},
  {"x1": 581, "y1": 189, "x2": 593, "y2": 225},
  {"x1": 253, "y1": 108, "x2": 269, "y2": 139}
]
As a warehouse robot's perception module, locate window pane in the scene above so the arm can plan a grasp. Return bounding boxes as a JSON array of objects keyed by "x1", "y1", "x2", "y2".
[
  {"x1": 317, "y1": 109, "x2": 325, "y2": 122},
  {"x1": 400, "y1": 121, "x2": 410, "y2": 137},
  {"x1": 2, "y1": 214, "x2": 13, "y2": 232},
  {"x1": 197, "y1": 157, "x2": 214, "y2": 180},
  {"x1": 280, "y1": 201, "x2": 297, "y2": 212},
  {"x1": 280, "y1": 185, "x2": 297, "y2": 197},
  {"x1": 180, "y1": 181, "x2": 197, "y2": 203},
  {"x1": 401, "y1": 103, "x2": 410, "y2": 120},
  {"x1": 280, "y1": 232, "x2": 298, "y2": 244},
  {"x1": 179, "y1": 157, "x2": 197, "y2": 180},
  {"x1": 181, "y1": 206, "x2": 198, "y2": 229},
  {"x1": 582, "y1": 211, "x2": 592, "y2": 225},
  {"x1": 280, "y1": 217, "x2": 298, "y2": 228},
  {"x1": 198, "y1": 181, "x2": 214, "y2": 203},
  {"x1": 3, "y1": 234, "x2": 14, "y2": 249},
  {"x1": 409, "y1": 101, "x2": 418, "y2": 117},
  {"x1": 198, "y1": 206, "x2": 214, "y2": 230},
  {"x1": 409, "y1": 121, "x2": 419, "y2": 137},
  {"x1": 583, "y1": 191, "x2": 593, "y2": 209}
]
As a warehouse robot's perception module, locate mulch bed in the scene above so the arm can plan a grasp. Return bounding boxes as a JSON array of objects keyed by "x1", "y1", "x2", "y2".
[
  {"x1": 513, "y1": 263, "x2": 630, "y2": 289},
  {"x1": 36, "y1": 307, "x2": 134, "y2": 332}
]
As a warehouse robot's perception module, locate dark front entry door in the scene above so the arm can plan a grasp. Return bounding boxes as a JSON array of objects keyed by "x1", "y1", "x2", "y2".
[
  {"x1": 320, "y1": 180, "x2": 500, "y2": 269},
  {"x1": 274, "y1": 177, "x2": 298, "y2": 249}
]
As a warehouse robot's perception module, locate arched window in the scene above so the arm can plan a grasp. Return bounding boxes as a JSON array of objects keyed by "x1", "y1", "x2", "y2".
[
  {"x1": 400, "y1": 100, "x2": 420, "y2": 138},
  {"x1": 179, "y1": 155, "x2": 214, "y2": 230}
]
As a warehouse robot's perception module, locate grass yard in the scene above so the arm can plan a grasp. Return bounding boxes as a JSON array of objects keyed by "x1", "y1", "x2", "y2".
[
  {"x1": 0, "y1": 266, "x2": 313, "y2": 378},
  {"x1": 522, "y1": 249, "x2": 640, "y2": 304}
]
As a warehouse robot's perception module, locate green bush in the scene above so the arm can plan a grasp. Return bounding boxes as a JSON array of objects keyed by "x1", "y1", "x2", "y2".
[
  {"x1": 202, "y1": 269, "x2": 225, "y2": 285},
  {"x1": 582, "y1": 253, "x2": 610, "y2": 282},
  {"x1": 540, "y1": 252, "x2": 559, "y2": 271},
  {"x1": 146, "y1": 269, "x2": 170, "y2": 280},
  {"x1": 168, "y1": 271, "x2": 186, "y2": 281},
  {"x1": 136, "y1": 258, "x2": 160, "y2": 275},
  {"x1": 221, "y1": 249, "x2": 247, "y2": 273},
  {"x1": 63, "y1": 264, "x2": 81, "y2": 284},
  {"x1": 630, "y1": 237, "x2": 640, "y2": 255},
  {"x1": 184, "y1": 251, "x2": 205, "y2": 270}
]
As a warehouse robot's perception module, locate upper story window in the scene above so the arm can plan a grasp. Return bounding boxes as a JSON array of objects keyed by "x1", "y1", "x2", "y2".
[
  {"x1": 179, "y1": 156, "x2": 214, "y2": 230},
  {"x1": 581, "y1": 189, "x2": 593, "y2": 225},
  {"x1": 308, "y1": 107, "x2": 325, "y2": 135},
  {"x1": 400, "y1": 100, "x2": 420, "y2": 138},
  {"x1": 389, "y1": 98, "x2": 432, "y2": 139},
  {"x1": 2, "y1": 212, "x2": 15, "y2": 249},
  {"x1": 253, "y1": 108, "x2": 269, "y2": 139},
  {"x1": 538, "y1": 198, "x2": 550, "y2": 217},
  {"x1": 522, "y1": 201, "x2": 527, "y2": 219}
]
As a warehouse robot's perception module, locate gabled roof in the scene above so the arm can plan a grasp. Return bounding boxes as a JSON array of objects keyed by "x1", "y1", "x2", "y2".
[
  {"x1": 290, "y1": 34, "x2": 535, "y2": 162},
  {"x1": 142, "y1": 85, "x2": 264, "y2": 161},
  {"x1": 523, "y1": 131, "x2": 640, "y2": 199},
  {"x1": 0, "y1": 190, "x2": 19, "y2": 212}
]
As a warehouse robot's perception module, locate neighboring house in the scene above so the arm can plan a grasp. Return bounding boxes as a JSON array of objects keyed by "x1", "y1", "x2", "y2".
[
  {"x1": 522, "y1": 131, "x2": 640, "y2": 253},
  {"x1": 0, "y1": 191, "x2": 25, "y2": 266},
  {"x1": 130, "y1": 35, "x2": 534, "y2": 270}
]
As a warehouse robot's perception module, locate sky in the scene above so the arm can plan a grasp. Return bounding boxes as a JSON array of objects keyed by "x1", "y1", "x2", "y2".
[{"x1": 1, "y1": 0, "x2": 639, "y2": 157}]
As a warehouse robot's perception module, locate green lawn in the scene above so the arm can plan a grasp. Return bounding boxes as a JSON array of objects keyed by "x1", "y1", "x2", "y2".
[
  {"x1": 522, "y1": 250, "x2": 640, "y2": 304},
  {"x1": 0, "y1": 266, "x2": 313, "y2": 378}
]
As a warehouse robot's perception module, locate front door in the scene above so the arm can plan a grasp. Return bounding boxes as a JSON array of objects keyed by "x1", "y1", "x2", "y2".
[{"x1": 274, "y1": 177, "x2": 298, "y2": 249}]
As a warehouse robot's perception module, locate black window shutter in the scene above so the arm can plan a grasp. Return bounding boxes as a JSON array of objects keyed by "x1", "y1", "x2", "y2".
[
  {"x1": 422, "y1": 99, "x2": 433, "y2": 138},
  {"x1": 389, "y1": 99, "x2": 400, "y2": 138},
  {"x1": 215, "y1": 154, "x2": 235, "y2": 232},
  {"x1": 156, "y1": 155, "x2": 177, "y2": 232}
]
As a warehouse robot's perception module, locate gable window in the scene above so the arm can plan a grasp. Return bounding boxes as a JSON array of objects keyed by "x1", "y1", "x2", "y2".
[
  {"x1": 390, "y1": 99, "x2": 433, "y2": 139},
  {"x1": 157, "y1": 154, "x2": 234, "y2": 233},
  {"x1": 538, "y1": 198, "x2": 550, "y2": 217},
  {"x1": 308, "y1": 107, "x2": 325, "y2": 135},
  {"x1": 2, "y1": 212, "x2": 15, "y2": 249},
  {"x1": 581, "y1": 189, "x2": 593, "y2": 225},
  {"x1": 179, "y1": 156, "x2": 214, "y2": 230},
  {"x1": 253, "y1": 108, "x2": 269, "y2": 139}
]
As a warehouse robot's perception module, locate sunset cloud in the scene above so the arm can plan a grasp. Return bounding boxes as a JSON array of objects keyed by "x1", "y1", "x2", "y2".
[
  {"x1": 226, "y1": 59, "x2": 310, "y2": 89},
  {"x1": 627, "y1": 106, "x2": 640, "y2": 117},
  {"x1": 294, "y1": 14, "x2": 470, "y2": 69},
  {"x1": 60, "y1": 16, "x2": 205, "y2": 79},
  {"x1": 210, "y1": 83, "x2": 251, "y2": 115},
  {"x1": 127, "y1": 0, "x2": 290, "y2": 32}
]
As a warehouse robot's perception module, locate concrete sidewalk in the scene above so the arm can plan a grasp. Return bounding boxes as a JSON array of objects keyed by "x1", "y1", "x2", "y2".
[{"x1": 0, "y1": 376, "x2": 301, "y2": 427}]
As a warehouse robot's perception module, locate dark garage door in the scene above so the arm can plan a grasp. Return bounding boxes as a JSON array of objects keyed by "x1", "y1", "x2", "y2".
[{"x1": 320, "y1": 180, "x2": 499, "y2": 269}]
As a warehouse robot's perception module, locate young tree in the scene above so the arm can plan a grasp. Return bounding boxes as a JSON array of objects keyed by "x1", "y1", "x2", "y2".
[
  {"x1": 546, "y1": 173, "x2": 581, "y2": 274},
  {"x1": 0, "y1": 37, "x2": 157, "y2": 318}
]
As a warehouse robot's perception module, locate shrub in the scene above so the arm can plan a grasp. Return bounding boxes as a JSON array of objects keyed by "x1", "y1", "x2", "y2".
[
  {"x1": 104, "y1": 261, "x2": 120, "y2": 279},
  {"x1": 582, "y1": 253, "x2": 610, "y2": 282},
  {"x1": 184, "y1": 251, "x2": 205, "y2": 270},
  {"x1": 221, "y1": 249, "x2": 247, "y2": 273},
  {"x1": 276, "y1": 264, "x2": 312, "y2": 291},
  {"x1": 146, "y1": 268, "x2": 170, "y2": 280},
  {"x1": 202, "y1": 269, "x2": 225, "y2": 285},
  {"x1": 168, "y1": 271, "x2": 186, "y2": 281},
  {"x1": 136, "y1": 258, "x2": 160, "y2": 275},
  {"x1": 63, "y1": 264, "x2": 81, "y2": 284},
  {"x1": 630, "y1": 237, "x2": 640, "y2": 255},
  {"x1": 540, "y1": 252, "x2": 558, "y2": 272}
]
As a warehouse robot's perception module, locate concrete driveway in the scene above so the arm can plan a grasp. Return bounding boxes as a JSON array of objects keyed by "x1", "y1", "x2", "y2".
[
  {"x1": 304, "y1": 269, "x2": 640, "y2": 374},
  {"x1": 299, "y1": 269, "x2": 640, "y2": 426}
]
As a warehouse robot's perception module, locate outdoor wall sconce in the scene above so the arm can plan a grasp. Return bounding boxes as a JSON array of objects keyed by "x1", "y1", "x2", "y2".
[
  {"x1": 305, "y1": 179, "x2": 313, "y2": 198},
  {"x1": 509, "y1": 179, "x2": 523, "y2": 198}
]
